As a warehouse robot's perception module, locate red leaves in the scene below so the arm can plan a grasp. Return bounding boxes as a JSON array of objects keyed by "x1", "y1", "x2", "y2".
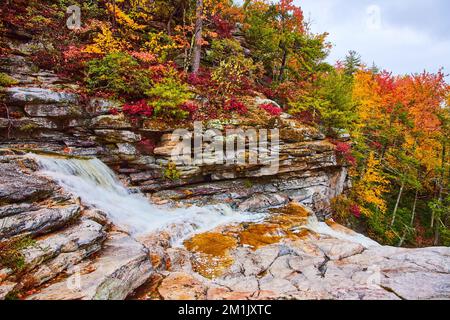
[
  {"x1": 276, "y1": 0, "x2": 305, "y2": 33},
  {"x1": 181, "y1": 101, "x2": 199, "y2": 115},
  {"x1": 188, "y1": 69, "x2": 213, "y2": 87},
  {"x1": 259, "y1": 103, "x2": 283, "y2": 116},
  {"x1": 224, "y1": 98, "x2": 248, "y2": 115},
  {"x1": 212, "y1": 15, "x2": 234, "y2": 38},
  {"x1": 122, "y1": 100, "x2": 154, "y2": 118},
  {"x1": 349, "y1": 204, "x2": 362, "y2": 219},
  {"x1": 335, "y1": 142, "x2": 356, "y2": 166}
]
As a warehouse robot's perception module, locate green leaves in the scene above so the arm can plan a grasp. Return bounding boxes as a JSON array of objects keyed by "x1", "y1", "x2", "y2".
[
  {"x1": 86, "y1": 52, "x2": 151, "y2": 99},
  {"x1": 146, "y1": 77, "x2": 193, "y2": 119}
]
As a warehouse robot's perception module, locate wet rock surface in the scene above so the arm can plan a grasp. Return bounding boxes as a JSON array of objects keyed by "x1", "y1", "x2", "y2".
[
  {"x1": 26, "y1": 232, "x2": 152, "y2": 300},
  {"x1": 130, "y1": 205, "x2": 450, "y2": 301}
]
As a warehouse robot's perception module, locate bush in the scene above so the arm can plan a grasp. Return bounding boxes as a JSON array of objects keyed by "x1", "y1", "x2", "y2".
[
  {"x1": 0, "y1": 73, "x2": 18, "y2": 89},
  {"x1": 146, "y1": 77, "x2": 193, "y2": 119},
  {"x1": 85, "y1": 52, "x2": 151, "y2": 99},
  {"x1": 122, "y1": 100, "x2": 154, "y2": 118},
  {"x1": 208, "y1": 39, "x2": 260, "y2": 97},
  {"x1": 224, "y1": 98, "x2": 248, "y2": 115},
  {"x1": 259, "y1": 103, "x2": 283, "y2": 116},
  {"x1": 164, "y1": 161, "x2": 181, "y2": 181}
]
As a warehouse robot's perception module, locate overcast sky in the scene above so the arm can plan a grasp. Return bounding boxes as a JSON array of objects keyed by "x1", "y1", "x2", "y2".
[{"x1": 296, "y1": 0, "x2": 450, "y2": 75}]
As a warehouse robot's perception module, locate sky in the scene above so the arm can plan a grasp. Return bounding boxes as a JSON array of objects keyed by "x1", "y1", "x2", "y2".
[{"x1": 295, "y1": 0, "x2": 450, "y2": 75}]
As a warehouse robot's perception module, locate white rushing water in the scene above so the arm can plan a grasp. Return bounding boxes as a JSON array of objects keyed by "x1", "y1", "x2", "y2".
[
  {"x1": 30, "y1": 154, "x2": 263, "y2": 243},
  {"x1": 301, "y1": 215, "x2": 381, "y2": 248},
  {"x1": 30, "y1": 154, "x2": 380, "y2": 249}
]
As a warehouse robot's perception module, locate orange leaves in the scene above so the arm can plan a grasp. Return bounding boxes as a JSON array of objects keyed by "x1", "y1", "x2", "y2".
[
  {"x1": 276, "y1": 0, "x2": 304, "y2": 33},
  {"x1": 353, "y1": 152, "x2": 389, "y2": 217}
]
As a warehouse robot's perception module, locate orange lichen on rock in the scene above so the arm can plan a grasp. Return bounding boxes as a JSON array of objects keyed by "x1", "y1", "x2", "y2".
[
  {"x1": 184, "y1": 233, "x2": 237, "y2": 256},
  {"x1": 237, "y1": 224, "x2": 282, "y2": 249},
  {"x1": 184, "y1": 233, "x2": 237, "y2": 279},
  {"x1": 183, "y1": 203, "x2": 313, "y2": 277}
]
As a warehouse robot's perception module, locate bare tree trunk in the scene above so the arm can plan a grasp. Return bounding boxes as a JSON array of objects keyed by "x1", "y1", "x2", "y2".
[
  {"x1": 278, "y1": 46, "x2": 288, "y2": 82},
  {"x1": 191, "y1": 0, "x2": 203, "y2": 74},
  {"x1": 410, "y1": 189, "x2": 418, "y2": 227},
  {"x1": 391, "y1": 181, "x2": 405, "y2": 227},
  {"x1": 111, "y1": 0, "x2": 117, "y2": 30}
]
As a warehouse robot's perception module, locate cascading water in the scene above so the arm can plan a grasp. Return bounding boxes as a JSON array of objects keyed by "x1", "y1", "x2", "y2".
[
  {"x1": 30, "y1": 154, "x2": 263, "y2": 243},
  {"x1": 29, "y1": 154, "x2": 379, "y2": 249},
  {"x1": 301, "y1": 215, "x2": 380, "y2": 248}
]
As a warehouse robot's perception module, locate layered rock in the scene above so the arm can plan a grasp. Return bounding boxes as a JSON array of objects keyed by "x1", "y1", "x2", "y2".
[
  {"x1": 0, "y1": 154, "x2": 151, "y2": 300},
  {"x1": 1, "y1": 43, "x2": 349, "y2": 217}
]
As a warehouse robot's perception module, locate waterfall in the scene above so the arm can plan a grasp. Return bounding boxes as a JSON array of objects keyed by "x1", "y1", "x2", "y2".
[
  {"x1": 30, "y1": 154, "x2": 262, "y2": 243},
  {"x1": 301, "y1": 215, "x2": 380, "y2": 248}
]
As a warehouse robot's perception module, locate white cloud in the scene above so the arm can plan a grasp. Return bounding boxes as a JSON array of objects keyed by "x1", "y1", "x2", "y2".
[{"x1": 296, "y1": 0, "x2": 450, "y2": 75}]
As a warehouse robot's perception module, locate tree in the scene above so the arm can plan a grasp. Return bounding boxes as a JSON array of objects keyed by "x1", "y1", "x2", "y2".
[
  {"x1": 343, "y1": 50, "x2": 362, "y2": 76},
  {"x1": 191, "y1": 0, "x2": 204, "y2": 74}
]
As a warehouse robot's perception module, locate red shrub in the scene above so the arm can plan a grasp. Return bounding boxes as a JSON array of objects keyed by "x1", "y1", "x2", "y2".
[
  {"x1": 224, "y1": 98, "x2": 248, "y2": 115},
  {"x1": 335, "y1": 142, "x2": 356, "y2": 166},
  {"x1": 212, "y1": 15, "x2": 234, "y2": 38},
  {"x1": 59, "y1": 45, "x2": 95, "y2": 79},
  {"x1": 188, "y1": 69, "x2": 213, "y2": 87},
  {"x1": 122, "y1": 100, "x2": 154, "y2": 118},
  {"x1": 259, "y1": 103, "x2": 283, "y2": 116},
  {"x1": 109, "y1": 108, "x2": 119, "y2": 115},
  {"x1": 350, "y1": 204, "x2": 362, "y2": 218},
  {"x1": 335, "y1": 142, "x2": 351, "y2": 154},
  {"x1": 181, "y1": 101, "x2": 199, "y2": 117}
]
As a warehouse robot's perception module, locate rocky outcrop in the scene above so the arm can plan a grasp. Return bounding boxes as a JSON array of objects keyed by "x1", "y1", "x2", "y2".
[
  {"x1": 27, "y1": 233, "x2": 152, "y2": 300},
  {"x1": 1, "y1": 38, "x2": 449, "y2": 301},
  {"x1": 0, "y1": 154, "x2": 449, "y2": 300},
  {"x1": 0, "y1": 154, "x2": 151, "y2": 300},
  {"x1": 140, "y1": 229, "x2": 450, "y2": 301},
  {"x1": 1, "y1": 46, "x2": 348, "y2": 217}
]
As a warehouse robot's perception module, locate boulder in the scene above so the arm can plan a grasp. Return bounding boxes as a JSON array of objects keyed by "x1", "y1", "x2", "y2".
[
  {"x1": 0, "y1": 205, "x2": 80, "y2": 240},
  {"x1": 0, "y1": 161, "x2": 56, "y2": 205},
  {"x1": 5, "y1": 87, "x2": 79, "y2": 105},
  {"x1": 20, "y1": 220, "x2": 106, "y2": 273},
  {"x1": 27, "y1": 232, "x2": 152, "y2": 300}
]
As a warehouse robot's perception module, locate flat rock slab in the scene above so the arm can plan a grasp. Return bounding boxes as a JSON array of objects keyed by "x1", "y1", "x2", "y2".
[
  {"x1": 0, "y1": 205, "x2": 80, "y2": 240},
  {"x1": 21, "y1": 219, "x2": 106, "y2": 272},
  {"x1": 6, "y1": 87, "x2": 79, "y2": 105},
  {"x1": 0, "y1": 160, "x2": 56, "y2": 205},
  {"x1": 27, "y1": 232, "x2": 152, "y2": 300},
  {"x1": 0, "y1": 281, "x2": 17, "y2": 300}
]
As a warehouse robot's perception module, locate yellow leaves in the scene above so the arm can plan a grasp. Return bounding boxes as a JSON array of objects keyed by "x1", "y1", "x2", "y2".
[
  {"x1": 106, "y1": 3, "x2": 145, "y2": 31},
  {"x1": 84, "y1": 26, "x2": 130, "y2": 54},
  {"x1": 353, "y1": 152, "x2": 389, "y2": 216},
  {"x1": 144, "y1": 32, "x2": 187, "y2": 61}
]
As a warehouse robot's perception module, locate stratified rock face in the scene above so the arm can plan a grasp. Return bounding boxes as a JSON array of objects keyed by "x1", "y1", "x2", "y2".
[
  {"x1": 1, "y1": 40, "x2": 449, "y2": 301},
  {"x1": 5, "y1": 87, "x2": 79, "y2": 106},
  {"x1": 0, "y1": 159, "x2": 56, "y2": 205},
  {"x1": 0, "y1": 205, "x2": 80, "y2": 240},
  {"x1": 1, "y1": 50, "x2": 348, "y2": 217},
  {"x1": 27, "y1": 232, "x2": 153, "y2": 300}
]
